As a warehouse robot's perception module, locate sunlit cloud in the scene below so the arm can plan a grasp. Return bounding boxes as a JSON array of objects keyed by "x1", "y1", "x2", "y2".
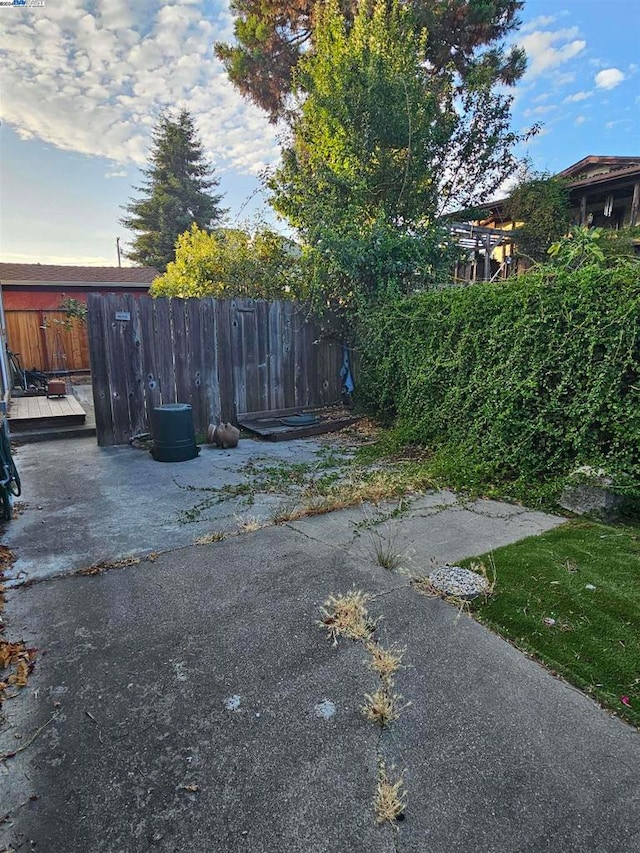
[
  {"x1": 595, "y1": 68, "x2": 625, "y2": 90},
  {"x1": 519, "y1": 28, "x2": 586, "y2": 76},
  {"x1": 0, "y1": 1, "x2": 280, "y2": 176}
]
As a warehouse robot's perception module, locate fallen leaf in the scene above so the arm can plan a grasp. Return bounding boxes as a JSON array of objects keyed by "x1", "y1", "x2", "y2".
[{"x1": 183, "y1": 784, "x2": 199, "y2": 793}]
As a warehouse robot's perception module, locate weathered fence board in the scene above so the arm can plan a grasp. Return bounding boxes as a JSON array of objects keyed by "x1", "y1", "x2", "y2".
[{"x1": 87, "y1": 295, "x2": 345, "y2": 446}]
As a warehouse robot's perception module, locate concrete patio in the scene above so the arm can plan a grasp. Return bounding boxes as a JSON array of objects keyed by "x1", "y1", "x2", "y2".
[{"x1": 1, "y1": 433, "x2": 638, "y2": 852}]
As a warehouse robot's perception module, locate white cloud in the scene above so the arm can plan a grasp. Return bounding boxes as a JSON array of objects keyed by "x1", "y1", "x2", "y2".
[
  {"x1": 552, "y1": 71, "x2": 577, "y2": 88},
  {"x1": 564, "y1": 91, "x2": 592, "y2": 103},
  {"x1": 523, "y1": 104, "x2": 557, "y2": 118},
  {"x1": 575, "y1": 115, "x2": 587, "y2": 125},
  {"x1": 0, "y1": 1, "x2": 280, "y2": 176},
  {"x1": 519, "y1": 28, "x2": 586, "y2": 76},
  {"x1": 605, "y1": 119, "x2": 630, "y2": 129},
  {"x1": 521, "y1": 15, "x2": 557, "y2": 33},
  {"x1": 595, "y1": 68, "x2": 626, "y2": 90}
]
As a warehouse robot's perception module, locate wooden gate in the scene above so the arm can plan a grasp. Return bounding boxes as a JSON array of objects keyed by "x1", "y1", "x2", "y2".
[{"x1": 87, "y1": 294, "x2": 344, "y2": 446}]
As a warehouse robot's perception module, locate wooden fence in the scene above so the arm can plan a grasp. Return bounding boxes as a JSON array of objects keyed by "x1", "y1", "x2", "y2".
[
  {"x1": 5, "y1": 310, "x2": 90, "y2": 373},
  {"x1": 87, "y1": 294, "x2": 345, "y2": 446}
]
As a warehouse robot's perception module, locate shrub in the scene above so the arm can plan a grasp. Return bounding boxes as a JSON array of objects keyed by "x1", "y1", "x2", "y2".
[{"x1": 357, "y1": 261, "x2": 640, "y2": 491}]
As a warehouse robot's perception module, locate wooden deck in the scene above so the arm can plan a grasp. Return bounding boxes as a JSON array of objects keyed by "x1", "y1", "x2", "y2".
[
  {"x1": 9, "y1": 394, "x2": 86, "y2": 432},
  {"x1": 238, "y1": 405, "x2": 360, "y2": 441}
]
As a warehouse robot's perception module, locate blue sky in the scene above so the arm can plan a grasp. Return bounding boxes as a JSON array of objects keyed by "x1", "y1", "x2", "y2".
[{"x1": 1, "y1": 0, "x2": 638, "y2": 266}]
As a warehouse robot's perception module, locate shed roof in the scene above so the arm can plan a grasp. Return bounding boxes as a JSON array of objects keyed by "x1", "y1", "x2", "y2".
[{"x1": 0, "y1": 263, "x2": 158, "y2": 285}]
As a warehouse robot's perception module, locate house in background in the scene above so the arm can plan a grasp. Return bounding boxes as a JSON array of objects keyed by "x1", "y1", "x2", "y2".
[
  {"x1": 0, "y1": 264, "x2": 158, "y2": 373},
  {"x1": 454, "y1": 155, "x2": 640, "y2": 283}
]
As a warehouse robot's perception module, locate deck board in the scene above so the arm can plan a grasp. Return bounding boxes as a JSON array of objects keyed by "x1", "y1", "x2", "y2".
[{"x1": 9, "y1": 393, "x2": 86, "y2": 432}]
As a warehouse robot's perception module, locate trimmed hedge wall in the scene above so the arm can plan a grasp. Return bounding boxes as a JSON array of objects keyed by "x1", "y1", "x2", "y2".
[{"x1": 357, "y1": 262, "x2": 640, "y2": 485}]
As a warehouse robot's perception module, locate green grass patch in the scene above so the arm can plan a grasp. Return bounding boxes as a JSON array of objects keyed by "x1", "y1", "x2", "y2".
[{"x1": 464, "y1": 520, "x2": 640, "y2": 727}]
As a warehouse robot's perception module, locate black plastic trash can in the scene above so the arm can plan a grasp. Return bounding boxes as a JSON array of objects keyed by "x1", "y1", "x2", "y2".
[{"x1": 150, "y1": 404, "x2": 200, "y2": 462}]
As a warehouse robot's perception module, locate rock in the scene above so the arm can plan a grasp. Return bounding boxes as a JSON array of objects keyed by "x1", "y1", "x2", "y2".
[
  {"x1": 559, "y1": 483, "x2": 623, "y2": 522},
  {"x1": 427, "y1": 565, "x2": 490, "y2": 600}
]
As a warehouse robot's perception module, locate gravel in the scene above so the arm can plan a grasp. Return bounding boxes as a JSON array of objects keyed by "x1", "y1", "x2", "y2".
[{"x1": 427, "y1": 565, "x2": 490, "y2": 600}]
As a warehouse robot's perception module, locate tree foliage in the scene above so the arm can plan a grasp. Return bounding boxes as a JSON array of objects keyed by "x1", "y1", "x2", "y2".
[
  {"x1": 503, "y1": 171, "x2": 571, "y2": 263},
  {"x1": 268, "y1": 0, "x2": 529, "y2": 309},
  {"x1": 150, "y1": 224, "x2": 304, "y2": 300},
  {"x1": 216, "y1": 0, "x2": 526, "y2": 122},
  {"x1": 121, "y1": 109, "x2": 225, "y2": 271},
  {"x1": 547, "y1": 225, "x2": 606, "y2": 269}
]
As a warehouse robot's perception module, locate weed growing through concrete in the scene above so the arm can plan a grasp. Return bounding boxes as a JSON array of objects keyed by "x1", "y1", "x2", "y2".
[
  {"x1": 318, "y1": 589, "x2": 410, "y2": 825},
  {"x1": 194, "y1": 531, "x2": 226, "y2": 545},
  {"x1": 77, "y1": 556, "x2": 141, "y2": 576},
  {"x1": 235, "y1": 516, "x2": 265, "y2": 534},
  {"x1": 366, "y1": 526, "x2": 407, "y2": 571},
  {"x1": 365, "y1": 642, "x2": 406, "y2": 685},
  {"x1": 320, "y1": 590, "x2": 376, "y2": 645},
  {"x1": 375, "y1": 764, "x2": 407, "y2": 825},
  {"x1": 179, "y1": 448, "x2": 438, "y2": 526},
  {"x1": 362, "y1": 687, "x2": 401, "y2": 727}
]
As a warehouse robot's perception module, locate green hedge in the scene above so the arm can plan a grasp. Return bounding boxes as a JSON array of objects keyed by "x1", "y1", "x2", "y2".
[{"x1": 357, "y1": 262, "x2": 640, "y2": 488}]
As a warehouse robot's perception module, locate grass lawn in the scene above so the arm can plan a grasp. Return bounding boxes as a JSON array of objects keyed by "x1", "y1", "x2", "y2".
[{"x1": 465, "y1": 520, "x2": 640, "y2": 728}]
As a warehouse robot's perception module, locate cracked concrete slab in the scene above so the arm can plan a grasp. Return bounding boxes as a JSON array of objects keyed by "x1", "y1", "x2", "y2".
[
  {"x1": 1, "y1": 525, "x2": 638, "y2": 852},
  {"x1": 0, "y1": 528, "x2": 399, "y2": 853},
  {"x1": 292, "y1": 498, "x2": 565, "y2": 571},
  {"x1": 373, "y1": 586, "x2": 640, "y2": 852},
  {"x1": 4, "y1": 436, "x2": 333, "y2": 584},
  {"x1": 5, "y1": 436, "x2": 564, "y2": 586}
]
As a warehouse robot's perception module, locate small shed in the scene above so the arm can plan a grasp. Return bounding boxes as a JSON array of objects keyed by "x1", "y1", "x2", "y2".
[{"x1": 0, "y1": 264, "x2": 158, "y2": 373}]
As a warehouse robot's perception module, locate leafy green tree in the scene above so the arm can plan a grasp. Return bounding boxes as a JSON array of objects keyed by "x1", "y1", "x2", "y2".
[
  {"x1": 121, "y1": 109, "x2": 225, "y2": 271},
  {"x1": 547, "y1": 226, "x2": 607, "y2": 269},
  {"x1": 268, "y1": 0, "x2": 529, "y2": 309},
  {"x1": 150, "y1": 224, "x2": 304, "y2": 300},
  {"x1": 503, "y1": 171, "x2": 571, "y2": 263},
  {"x1": 216, "y1": 0, "x2": 526, "y2": 122}
]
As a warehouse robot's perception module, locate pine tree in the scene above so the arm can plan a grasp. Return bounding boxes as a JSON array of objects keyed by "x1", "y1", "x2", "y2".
[{"x1": 121, "y1": 109, "x2": 225, "y2": 270}]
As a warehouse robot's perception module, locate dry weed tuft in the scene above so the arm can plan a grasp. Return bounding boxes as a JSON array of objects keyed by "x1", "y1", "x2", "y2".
[
  {"x1": 362, "y1": 687, "x2": 400, "y2": 727},
  {"x1": 77, "y1": 556, "x2": 140, "y2": 576},
  {"x1": 375, "y1": 765, "x2": 407, "y2": 824},
  {"x1": 236, "y1": 517, "x2": 265, "y2": 534},
  {"x1": 468, "y1": 555, "x2": 497, "y2": 595},
  {"x1": 320, "y1": 590, "x2": 375, "y2": 645},
  {"x1": 365, "y1": 642, "x2": 406, "y2": 684},
  {"x1": 194, "y1": 531, "x2": 226, "y2": 545}
]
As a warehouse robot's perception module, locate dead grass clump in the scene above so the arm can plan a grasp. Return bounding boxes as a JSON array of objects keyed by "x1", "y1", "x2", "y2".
[
  {"x1": 320, "y1": 590, "x2": 376, "y2": 645},
  {"x1": 468, "y1": 557, "x2": 497, "y2": 596},
  {"x1": 375, "y1": 765, "x2": 407, "y2": 824},
  {"x1": 365, "y1": 642, "x2": 406, "y2": 684},
  {"x1": 362, "y1": 687, "x2": 400, "y2": 727},
  {"x1": 194, "y1": 531, "x2": 226, "y2": 545},
  {"x1": 236, "y1": 517, "x2": 265, "y2": 534},
  {"x1": 77, "y1": 556, "x2": 140, "y2": 576}
]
